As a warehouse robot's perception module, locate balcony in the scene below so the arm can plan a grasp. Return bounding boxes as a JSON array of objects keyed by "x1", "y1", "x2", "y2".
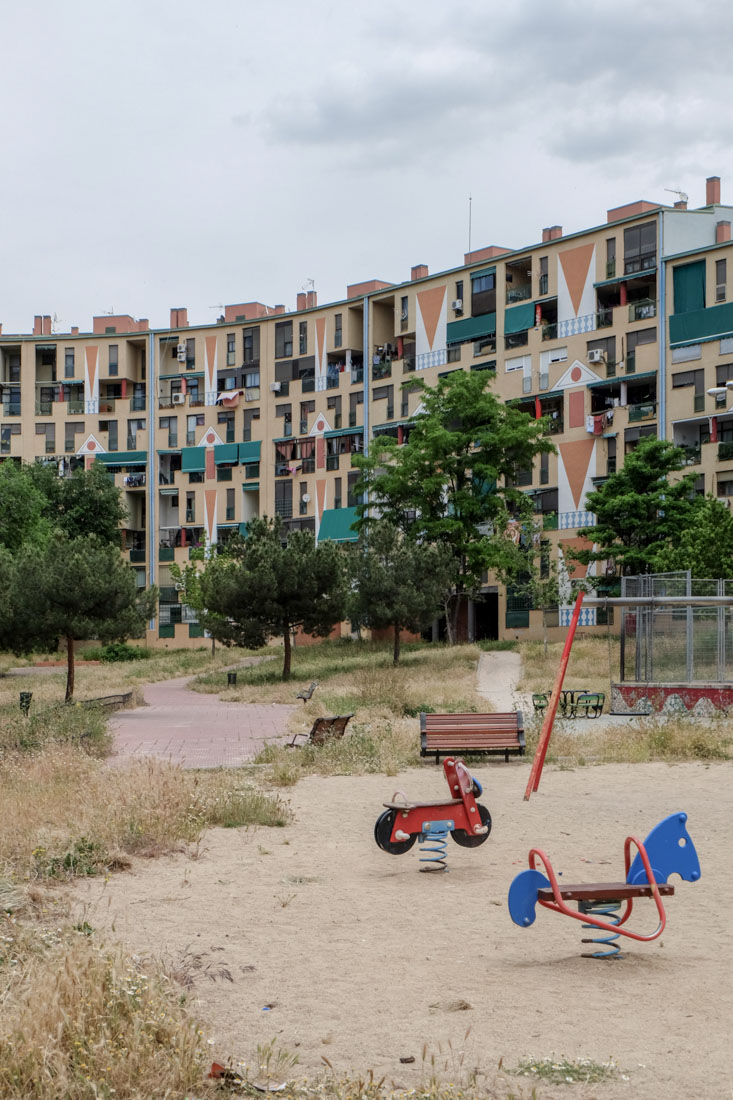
[
  {"x1": 350, "y1": 369, "x2": 364, "y2": 385},
  {"x1": 372, "y1": 361, "x2": 392, "y2": 380},
  {"x1": 506, "y1": 286, "x2": 532, "y2": 304},
  {"x1": 628, "y1": 401, "x2": 657, "y2": 423},
  {"x1": 596, "y1": 307, "x2": 613, "y2": 329},
  {"x1": 629, "y1": 299, "x2": 657, "y2": 322},
  {"x1": 541, "y1": 323, "x2": 558, "y2": 342},
  {"x1": 35, "y1": 402, "x2": 53, "y2": 415},
  {"x1": 719, "y1": 441, "x2": 733, "y2": 461},
  {"x1": 129, "y1": 548, "x2": 146, "y2": 563},
  {"x1": 681, "y1": 446, "x2": 702, "y2": 466},
  {"x1": 123, "y1": 473, "x2": 146, "y2": 488},
  {"x1": 401, "y1": 355, "x2": 416, "y2": 373}
]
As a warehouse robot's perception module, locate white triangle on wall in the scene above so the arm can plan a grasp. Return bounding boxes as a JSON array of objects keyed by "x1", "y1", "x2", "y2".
[{"x1": 554, "y1": 359, "x2": 603, "y2": 389}]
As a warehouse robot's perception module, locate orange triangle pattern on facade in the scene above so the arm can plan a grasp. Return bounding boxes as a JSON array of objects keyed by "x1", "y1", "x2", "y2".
[
  {"x1": 558, "y1": 437, "x2": 595, "y2": 510},
  {"x1": 205, "y1": 336, "x2": 217, "y2": 392},
  {"x1": 85, "y1": 346, "x2": 98, "y2": 393},
  {"x1": 315, "y1": 317, "x2": 326, "y2": 366},
  {"x1": 559, "y1": 537, "x2": 593, "y2": 579},
  {"x1": 315, "y1": 479, "x2": 327, "y2": 524},
  {"x1": 417, "y1": 286, "x2": 446, "y2": 351},
  {"x1": 558, "y1": 243, "x2": 595, "y2": 318},
  {"x1": 204, "y1": 488, "x2": 218, "y2": 543}
]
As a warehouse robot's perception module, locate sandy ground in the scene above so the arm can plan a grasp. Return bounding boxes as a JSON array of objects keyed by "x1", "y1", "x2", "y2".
[{"x1": 75, "y1": 759, "x2": 733, "y2": 1100}]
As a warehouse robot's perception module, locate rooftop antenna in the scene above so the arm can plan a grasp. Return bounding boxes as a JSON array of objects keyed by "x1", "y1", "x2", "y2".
[
  {"x1": 664, "y1": 187, "x2": 689, "y2": 204},
  {"x1": 302, "y1": 277, "x2": 315, "y2": 293}
]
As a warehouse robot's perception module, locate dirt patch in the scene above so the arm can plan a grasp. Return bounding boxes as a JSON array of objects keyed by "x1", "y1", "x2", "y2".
[{"x1": 74, "y1": 761, "x2": 732, "y2": 1099}]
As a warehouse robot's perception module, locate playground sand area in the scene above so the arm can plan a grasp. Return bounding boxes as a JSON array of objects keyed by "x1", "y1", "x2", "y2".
[{"x1": 75, "y1": 759, "x2": 731, "y2": 1100}]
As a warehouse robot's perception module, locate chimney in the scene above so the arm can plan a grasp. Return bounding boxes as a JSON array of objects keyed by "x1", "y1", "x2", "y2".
[
  {"x1": 411, "y1": 264, "x2": 429, "y2": 281},
  {"x1": 33, "y1": 315, "x2": 42, "y2": 335},
  {"x1": 707, "y1": 176, "x2": 721, "y2": 205},
  {"x1": 272, "y1": 304, "x2": 286, "y2": 315},
  {"x1": 306, "y1": 290, "x2": 317, "y2": 308},
  {"x1": 297, "y1": 292, "x2": 307, "y2": 311},
  {"x1": 71, "y1": 326, "x2": 79, "y2": 336},
  {"x1": 170, "y1": 307, "x2": 188, "y2": 328},
  {"x1": 674, "y1": 200, "x2": 688, "y2": 210},
  {"x1": 547, "y1": 226, "x2": 562, "y2": 241},
  {"x1": 542, "y1": 228, "x2": 551, "y2": 242},
  {"x1": 717, "y1": 220, "x2": 731, "y2": 243},
  {"x1": 42, "y1": 315, "x2": 52, "y2": 335}
]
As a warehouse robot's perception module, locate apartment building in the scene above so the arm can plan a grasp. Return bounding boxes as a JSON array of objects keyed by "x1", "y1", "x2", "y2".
[{"x1": 2, "y1": 175, "x2": 732, "y2": 645}]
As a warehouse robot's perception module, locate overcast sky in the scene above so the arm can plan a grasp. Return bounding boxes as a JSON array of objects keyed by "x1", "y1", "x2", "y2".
[{"x1": 3, "y1": 0, "x2": 732, "y2": 333}]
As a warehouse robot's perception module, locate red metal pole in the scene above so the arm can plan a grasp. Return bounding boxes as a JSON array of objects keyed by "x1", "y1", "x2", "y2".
[{"x1": 524, "y1": 590, "x2": 584, "y2": 801}]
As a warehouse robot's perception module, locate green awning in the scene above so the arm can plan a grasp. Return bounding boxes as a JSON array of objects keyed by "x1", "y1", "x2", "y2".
[
  {"x1": 587, "y1": 371, "x2": 657, "y2": 388},
  {"x1": 96, "y1": 450, "x2": 147, "y2": 466},
  {"x1": 239, "y1": 441, "x2": 261, "y2": 463},
  {"x1": 324, "y1": 426, "x2": 364, "y2": 439},
  {"x1": 504, "y1": 301, "x2": 535, "y2": 335},
  {"x1": 470, "y1": 265, "x2": 496, "y2": 280},
  {"x1": 241, "y1": 482, "x2": 260, "y2": 491},
  {"x1": 670, "y1": 301, "x2": 733, "y2": 346},
  {"x1": 214, "y1": 443, "x2": 239, "y2": 465},
  {"x1": 673, "y1": 260, "x2": 706, "y2": 315},
  {"x1": 181, "y1": 447, "x2": 206, "y2": 472},
  {"x1": 446, "y1": 313, "x2": 496, "y2": 343},
  {"x1": 594, "y1": 268, "x2": 657, "y2": 288},
  {"x1": 318, "y1": 506, "x2": 360, "y2": 543}
]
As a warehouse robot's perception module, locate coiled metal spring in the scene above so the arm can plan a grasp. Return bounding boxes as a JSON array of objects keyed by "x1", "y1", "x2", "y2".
[
  {"x1": 419, "y1": 820, "x2": 452, "y2": 873},
  {"x1": 579, "y1": 899, "x2": 622, "y2": 959}
]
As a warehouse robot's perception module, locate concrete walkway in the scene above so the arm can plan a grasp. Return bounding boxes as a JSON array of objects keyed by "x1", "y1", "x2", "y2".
[
  {"x1": 109, "y1": 672, "x2": 296, "y2": 769},
  {"x1": 476, "y1": 650, "x2": 526, "y2": 712}
]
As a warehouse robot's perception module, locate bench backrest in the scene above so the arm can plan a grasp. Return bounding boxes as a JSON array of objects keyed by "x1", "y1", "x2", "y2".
[
  {"x1": 309, "y1": 713, "x2": 354, "y2": 746},
  {"x1": 422, "y1": 712, "x2": 523, "y2": 734}
]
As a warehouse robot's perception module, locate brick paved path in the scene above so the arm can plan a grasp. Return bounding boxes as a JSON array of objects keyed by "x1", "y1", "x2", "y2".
[{"x1": 109, "y1": 673, "x2": 296, "y2": 769}]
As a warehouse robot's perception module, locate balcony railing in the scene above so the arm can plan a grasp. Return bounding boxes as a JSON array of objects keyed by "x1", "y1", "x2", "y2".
[
  {"x1": 629, "y1": 299, "x2": 657, "y2": 322},
  {"x1": 35, "y1": 402, "x2": 53, "y2": 415},
  {"x1": 718, "y1": 441, "x2": 733, "y2": 461},
  {"x1": 123, "y1": 473, "x2": 146, "y2": 488},
  {"x1": 372, "y1": 361, "x2": 392, "y2": 380},
  {"x1": 274, "y1": 500, "x2": 293, "y2": 518},
  {"x1": 606, "y1": 260, "x2": 616, "y2": 279},
  {"x1": 693, "y1": 393, "x2": 705, "y2": 413},
  {"x1": 326, "y1": 454, "x2": 340, "y2": 471},
  {"x1": 131, "y1": 396, "x2": 146, "y2": 411},
  {"x1": 506, "y1": 285, "x2": 532, "y2": 304},
  {"x1": 681, "y1": 446, "x2": 702, "y2": 465},
  {"x1": 596, "y1": 307, "x2": 613, "y2": 329},
  {"x1": 350, "y1": 369, "x2": 364, "y2": 385},
  {"x1": 541, "y1": 323, "x2": 557, "y2": 342},
  {"x1": 628, "y1": 401, "x2": 657, "y2": 422}
]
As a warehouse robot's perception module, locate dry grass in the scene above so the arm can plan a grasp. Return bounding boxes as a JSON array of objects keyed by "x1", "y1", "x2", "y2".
[
  {"x1": 0, "y1": 923, "x2": 207, "y2": 1099},
  {"x1": 0, "y1": 644, "x2": 259, "y2": 711},
  {"x1": 517, "y1": 635, "x2": 619, "y2": 699},
  {"x1": 0, "y1": 746, "x2": 291, "y2": 882}
]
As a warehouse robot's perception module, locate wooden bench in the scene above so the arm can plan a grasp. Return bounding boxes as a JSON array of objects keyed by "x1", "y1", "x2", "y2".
[
  {"x1": 288, "y1": 713, "x2": 354, "y2": 748},
  {"x1": 420, "y1": 711, "x2": 525, "y2": 763}
]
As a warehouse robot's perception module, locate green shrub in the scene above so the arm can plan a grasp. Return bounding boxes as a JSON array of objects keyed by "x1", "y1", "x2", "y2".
[{"x1": 98, "y1": 642, "x2": 152, "y2": 662}]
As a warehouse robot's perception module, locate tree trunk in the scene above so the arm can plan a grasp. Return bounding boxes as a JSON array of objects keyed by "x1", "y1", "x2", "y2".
[
  {"x1": 282, "y1": 622, "x2": 292, "y2": 681},
  {"x1": 65, "y1": 634, "x2": 75, "y2": 702},
  {"x1": 211, "y1": 633, "x2": 216, "y2": 657},
  {"x1": 444, "y1": 597, "x2": 454, "y2": 646},
  {"x1": 393, "y1": 622, "x2": 401, "y2": 666},
  {"x1": 450, "y1": 592, "x2": 462, "y2": 646}
]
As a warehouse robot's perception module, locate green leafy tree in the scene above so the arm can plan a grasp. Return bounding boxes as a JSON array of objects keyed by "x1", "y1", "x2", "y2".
[
  {"x1": 652, "y1": 495, "x2": 733, "y2": 578},
  {"x1": 0, "y1": 462, "x2": 51, "y2": 551},
  {"x1": 29, "y1": 460, "x2": 127, "y2": 545},
  {"x1": 575, "y1": 438, "x2": 699, "y2": 576},
  {"x1": 198, "y1": 517, "x2": 348, "y2": 680},
  {"x1": 3, "y1": 533, "x2": 157, "y2": 700},
  {"x1": 348, "y1": 522, "x2": 453, "y2": 665},
  {"x1": 353, "y1": 370, "x2": 554, "y2": 642},
  {"x1": 171, "y1": 547, "x2": 234, "y2": 656}
]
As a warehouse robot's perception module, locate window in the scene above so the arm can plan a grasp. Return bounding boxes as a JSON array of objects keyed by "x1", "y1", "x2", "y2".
[
  {"x1": 672, "y1": 369, "x2": 704, "y2": 388},
  {"x1": 108, "y1": 345, "x2": 118, "y2": 376},
  {"x1": 299, "y1": 321, "x2": 307, "y2": 355},
  {"x1": 540, "y1": 450, "x2": 549, "y2": 485},
  {"x1": 186, "y1": 492, "x2": 196, "y2": 523},
  {"x1": 275, "y1": 321, "x2": 293, "y2": 359},
  {"x1": 243, "y1": 326, "x2": 260, "y2": 363},
  {"x1": 226, "y1": 333, "x2": 236, "y2": 366},
  {"x1": 333, "y1": 477, "x2": 342, "y2": 510},
  {"x1": 243, "y1": 408, "x2": 260, "y2": 441},
  {"x1": 275, "y1": 479, "x2": 293, "y2": 518},
  {"x1": 505, "y1": 331, "x2": 529, "y2": 349},
  {"x1": 717, "y1": 259, "x2": 727, "y2": 303},
  {"x1": 334, "y1": 313, "x2": 342, "y2": 348},
  {"x1": 127, "y1": 418, "x2": 145, "y2": 449},
  {"x1": 347, "y1": 471, "x2": 361, "y2": 508},
  {"x1": 471, "y1": 272, "x2": 496, "y2": 317},
  {"x1": 100, "y1": 419, "x2": 118, "y2": 450},
  {"x1": 624, "y1": 221, "x2": 656, "y2": 274},
  {"x1": 35, "y1": 422, "x2": 56, "y2": 453},
  {"x1": 244, "y1": 370, "x2": 260, "y2": 389},
  {"x1": 607, "y1": 436, "x2": 617, "y2": 475},
  {"x1": 299, "y1": 481, "x2": 308, "y2": 516},
  {"x1": 1, "y1": 424, "x2": 20, "y2": 453},
  {"x1": 185, "y1": 338, "x2": 195, "y2": 369},
  {"x1": 327, "y1": 394, "x2": 342, "y2": 428},
  {"x1": 455, "y1": 280, "x2": 463, "y2": 306},
  {"x1": 505, "y1": 354, "x2": 531, "y2": 373},
  {"x1": 186, "y1": 413, "x2": 204, "y2": 446},
  {"x1": 159, "y1": 416, "x2": 178, "y2": 448},
  {"x1": 606, "y1": 237, "x2": 616, "y2": 279},
  {"x1": 400, "y1": 296, "x2": 408, "y2": 322},
  {"x1": 65, "y1": 421, "x2": 84, "y2": 453},
  {"x1": 64, "y1": 348, "x2": 75, "y2": 378},
  {"x1": 447, "y1": 345, "x2": 462, "y2": 363},
  {"x1": 217, "y1": 411, "x2": 235, "y2": 443},
  {"x1": 539, "y1": 256, "x2": 548, "y2": 296},
  {"x1": 299, "y1": 400, "x2": 315, "y2": 432},
  {"x1": 7, "y1": 353, "x2": 20, "y2": 383},
  {"x1": 474, "y1": 335, "x2": 496, "y2": 357},
  {"x1": 226, "y1": 488, "x2": 235, "y2": 522},
  {"x1": 587, "y1": 335, "x2": 616, "y2": 371}
]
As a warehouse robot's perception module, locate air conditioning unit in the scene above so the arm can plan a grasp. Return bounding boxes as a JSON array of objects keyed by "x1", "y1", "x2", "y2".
[
  {"x1": 451, "y1": 299, "x2": 463, "y2": 311},
  {"x1": 176, "y1": 343, "x2": 187, "y2": 354},
  {"x1": 174, "y1": 582, "x2": 184, "y2": 591},
  {"x1": 270, "y1": 382, "x2": 281, "y2": 392},
  {"x1": 588, "y1": 349, "x2": 605, "y2": 364},
  {"x1": 172, "y1": 393, "x2": 185, "y2": 405},
  {"x1": 177, "y1": 351, "x2": 187, "y2": 362}
]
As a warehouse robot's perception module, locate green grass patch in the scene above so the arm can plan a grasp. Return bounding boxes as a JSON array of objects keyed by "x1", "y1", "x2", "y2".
[
  {"x1": 511, "y1": 1055, "x2": 623, "y2": 1086},
  {"x1": 0, "y1": 700, "x2": 110, "y2": 756}
]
